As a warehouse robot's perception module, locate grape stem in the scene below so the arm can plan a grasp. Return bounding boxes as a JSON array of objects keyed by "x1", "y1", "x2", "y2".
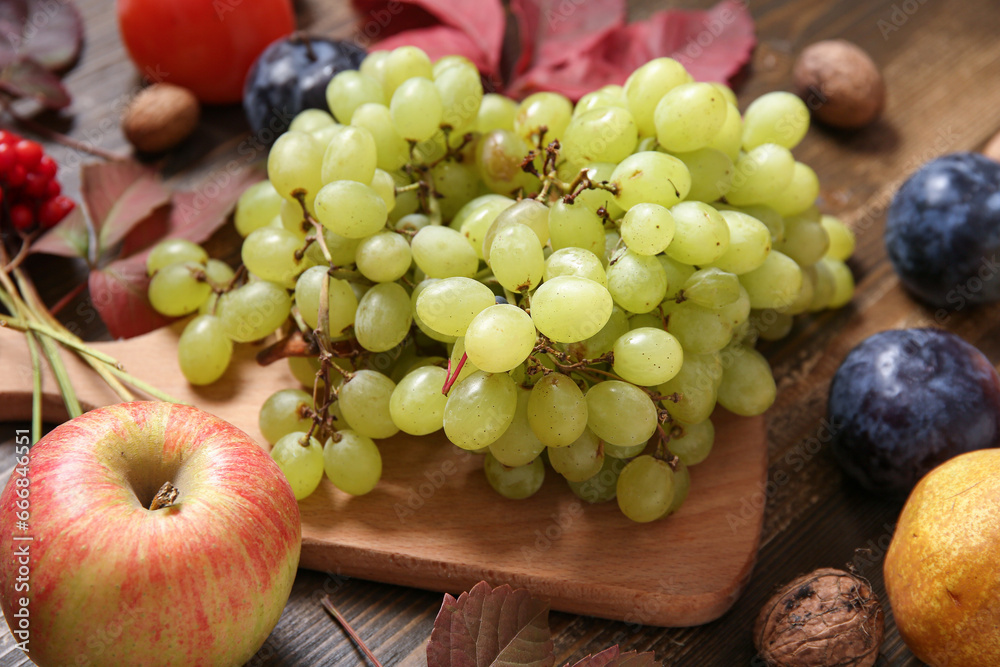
[
  {"x1": 321, "y1": 595, "x2": 384, "y2": 667},
  {"x1": 441, "y1": 352, "x2": 468, "y2": 394}
]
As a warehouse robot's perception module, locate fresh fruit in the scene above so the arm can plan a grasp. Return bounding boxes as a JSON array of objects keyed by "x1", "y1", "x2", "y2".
[
  {"x1": 0, "y1": 402, "x2": 301, "y2": 666},
  {"x1": 885, "y1": 152, "x2": 1000, "y2": 309},
  {"x1": 828, "y1": 328, "x2": 1000, "y2": 494},
  {"x1": 243, "y1": 35, "x2": 366, "y2": 137},
  {"x1": 0, "y1": 130, "x2": 75, "y2": 232},
  {"x1": 117, "y1": 0, "x2": 295, "y2": 104},
  {"x1": 121, "y1": 83, "x2": 200, "y2": 153},
  {"x1": 884, "y1": 449, "x2": 1000, "y2": 667},
  {"x1": 793, "y1": 39, "x2": 885, "y2": 129}
]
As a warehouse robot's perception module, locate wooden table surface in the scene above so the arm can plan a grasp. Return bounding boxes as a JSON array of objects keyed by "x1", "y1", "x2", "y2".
[{"x1": 3, "y1": 0, "x2": 1000, "y2": 665}]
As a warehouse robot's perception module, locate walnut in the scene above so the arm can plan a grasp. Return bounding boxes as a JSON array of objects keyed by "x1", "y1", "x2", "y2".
[
  {"x1": 122, "y1": 83, "x2": 200, "y2": 153},
  {"x1": 753, "y1": 568, "x2": 884, "y2": 667},
  {"x1": 793, "y1": 40, "x2": 885, "y2": 129}
]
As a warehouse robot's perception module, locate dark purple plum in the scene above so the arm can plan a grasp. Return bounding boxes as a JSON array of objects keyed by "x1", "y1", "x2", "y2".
[
  {"x1": 243, "y1": 35, "x2": 365, "y2": 139},
  {"x1": 885, "y1": 152, "x2": 1000, "y2": 309},
  {"x1": 828, "y1": 328, "x2": 1000, "y2": 495}
]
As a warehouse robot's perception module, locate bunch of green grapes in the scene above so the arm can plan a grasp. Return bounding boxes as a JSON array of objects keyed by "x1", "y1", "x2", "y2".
[{"x1": 148, "y1": 46, "x2": 856, "y2": 521}]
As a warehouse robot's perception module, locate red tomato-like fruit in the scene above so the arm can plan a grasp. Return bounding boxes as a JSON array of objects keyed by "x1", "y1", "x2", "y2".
[{"x1": 117, "y1": 0, "x2": 296, "y2": 104}]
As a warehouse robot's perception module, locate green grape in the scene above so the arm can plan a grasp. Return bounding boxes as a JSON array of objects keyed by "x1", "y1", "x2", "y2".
[
  {"x1": 464, "y1": 304, "x2": 536, "y2": 373},
  {"x1": 741, "y1": 91, "x2": 810, "y2": 150},
  {"x1": 717, "y1": 345, "x2": 776, "y2": 416},
  {"x1": 781, "y1": 264, "x2": 816, "y2": 316},
  {"x1": 148, "y1": 262, "x2": 211, "y2": 316},
  {"x1": 483, "y1": 452, "x2": 544, "y2": 500},
  {"x1": 544, "y1": 247, "x2": 607, "y2": 286},
  {"x1": 725, "y1": 144, "x2": 796, "y2": 206},
  {"x1": 369, "y1": 168, "x2": 396, "y2": 213},
  {"x1": 620, "y1": 203, "x2": 675, "y2": 256},
  {"x1": 586, "y1": 380, "x2": 657, "y2": 448},
  {"x1": 323, "y1": 430, "x2": 382, "y2": 495},
  {"x1": 668, "y1": 419, "x2": 715, "y2": 466},
  {"x1": 606, "y1": 249, "x2": 668, "y2": 314},
  {"x1": 444, "y1": 371, "x2": 517, "y2": 450},
  {"x1": 709, "y1": 82, "x2": 738, "y2": 107},
  {"x1": 567, "y1": 455, "x2": 626, "y2": 504},
  {"x1": 526, "y1": 373, "x2": 588, "y2": 448},
  {"x1": 432, "y1": 54, "x2": 475, "y2": 77},
  {"x1": 390, "y1": 77, "x2": 444, "y2": 142},
  {"x1": 411, "y1": 225, "x2": 479, "y2": 279},
  {"x1": 305, "y1": 228, "x2": 361, "y2": 267},
  {"x1": 326, "y1": 70, "x2": 385, "y2": 123},
  {"x1": 706, "y1": 103, "x2": 743, "y2": 161},
  {"x1": 289, "y1": 109, "x2": 336, "y2": 134},
  {"x1": 706, "y1": 210, "x2": 772, "y2": 275},
  {"x1": 530, "y1": 276, "x2": 613, "y2": 343},
  {"x1": 354, "y1": 282, "x2": 412, "y2": 353},
  {"x1": 259, "y1": 388, "x2": 313, "y2": 445},
  {"x1": 482, "y1": 198, "x2": 549, "y2": 261},
  {"x1": 218, "y1": 280, "x2": 292, "y2": 343},
  {"x1": 489, "y1": 224, "x2": 544, "y2": 293},
  {"x1": 278, "y1": 198, "x2": 310, "y2": 238},
  {"x1": 288, "y1": 355, "x2": 321, "y2": 388},
  {"x1": 146, "y1": 239, "x2": 208, "y2": 276},
  {"x1": 397, "y1": 212, "x2": 432, "y2": 233},
  {"x1": 177, "y1": 314, "x2": 233, "y2": 386},
  {"x1": 389, "y1": 365, "x2": 449, "y2": 435},
  {"x1": 269, "y1": 432, "x2": 324, "y2": 500},
  {"x1": 547, "y1": 428, "x2": 604, "y2": 482},
  {"x1": 767, "y1": 162, "x2": 819, "y2": 217},
  {"x1": 452, "y1": 194, "x2": 516, "y2": 259},
  {"x1": 415, "y1": 277, "x2": 495, "y2": 337},
  {"x1": 671, "y1": 148, "x2": 734, "y2": 203},
  {"x1": 739, "y1": 250, "x2": 803, "y2": 310},
  {"x1": 477, "y1": 93, "x2": 517, "y2": 132},
  {"x1": 476, "y1": 129, "x2": 540, "y2": 196},
  {"x1": 664, "y1": 301, "x2": 733, "y2": 354},
  {"x1": 547, "y1": 200, "x2": 605, "y2": 256},
  {"x1": 409, "y1": 280, "x2": 457, "y2": 343},
  {"x1": 755, "y1": 309, "x2": 794, "y2": 341},
  {"x1": 730, "y1": 204, "x2": 785, "y2": 246},
  {"x1": 573, "y1": 89, "x2": 626, "y2": 117},
  {"x1": 242, "y1": 226, "x2": 310, "y2": 286},
  {"x1": 320, "y1": 125, "x2": 377, "y2": 185},
  {"x1": 612, "y1": 327, "x2": 683, "y2": 387},
  {"x1": 294, "y1": 266, "x2": 358, "y2": 335},
  {"x1": 431, "y1": 161, "x2": 479, "y2": 221},
  {"x1": 339, "y1": 369, "x2": 399, "y2": 439},
  {"x1": 355, "y1": 231, "x2": 412, "y2": 283},
  {"x1": 610, "y1": 151, "x2": 691, "y2": 210},
  {"x1": 267, "y1": 131, "x2": 325, "y2": 202},
  {"x1": 666, "y1": 460, "x2": 690, "y2": 515},
  {"x1": 382, "y1": 45, "x2": 434, "y2": 95},
  {"x1": 822, "y1": 257, "x2": 855, "y2": 308},
  {"x1": 435, "y1": 62, "x2": 483, "y2": 133},
  {"x1": 807, "y1": 260, "x2": 836, "y2": 312},
  {"x1": 628, "y1": 312, "x2": 662, "y2": 331},
  {"x1": 350, "y1": 102, "x2": 409, "y2": 172},
  {"x1": 234, "y1": 181, "x2": 284, "y2": 237},
  {"x1": 682, "y1": 268, "x2": 741, "y2": 309},
  {"x1": 310, "y1": 124, "x2": 343, "y2": 147},
  {"x1": 314, "y1": 180, "x2": 388, "y2": 239},
  {"x1": 663, "y1": 202, "x2": 730, "y2": 266},
  {"x1": 654, "y1": 82, "x2": 728, "y2": 153},
  {"x1": 571, "y1": 162, "x2": 624, "y2": 219},
  {"x1": 561, "y1": 107, "x2": 638, "y2": 166},
  {"x1": 359, "y1": 50, "x2": 389, "y2": 83},
  {"x1": 659, "y1": 351, "x2": 722, "y2": 424},
  {"x1": 447, "y1": 337, "x2": 480, "y2": 387},
  {"x1": 659, "y1": 255, "x2": 696, "y2": 300},
  {"x1": 204, "y1": 259, "x2": 235, "y2": 288},
  {"x1": 718, "y1": 284, "x2": 752, "y2": 328},
  {"x1": 565, "y1": 306, "x2": 629, "y2": 360},
  {"x1": 489, "y1": 387, "x2": 547, "y2": 467},
  {"x1": 616, "y1": 455, "x2": 675, "y2": 523},
  {"x1": 821, "y1": 215, "x2": 856, "y2": 260},
  {"x1": 514, "y1": 91, "x2": 573, "y2": 142},
  {"x1": 623, "y1": 57, "x2": 690, "y2": 137},
  {"x1": 779, "y1": 214, "x2": 829, "y2": 267}
]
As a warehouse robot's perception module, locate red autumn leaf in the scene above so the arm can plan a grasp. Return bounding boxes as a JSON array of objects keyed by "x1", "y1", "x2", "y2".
[
  {"x1": 0, "y1": 56, "x2": 71, "y2": 109},
  {"x1": 0, "y1": 0, "x2": 83, "y2": 72},
  {"x1": 565, "y1": 646, "x2": 661, "y2": 667},
  {"x1": 427, "y1": 581, "x2": 555, "y2": 667},
  {"x1": 374, "y1": 24, "x2": 495, "y2": 78},
  {"x1": 29, "y1": 202, "x2": 89, "y2": 259},
  {"x1": 88, "y1": 255, "x2": 174, "y2": 340},
  {"x1": 86, "y1": 160, "x2": 172, "y2": 261}
]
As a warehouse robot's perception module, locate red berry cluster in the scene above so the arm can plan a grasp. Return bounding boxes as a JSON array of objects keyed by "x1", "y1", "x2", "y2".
[{"x1": 0, "y1": 130, "x2": 76, "y2": 232}]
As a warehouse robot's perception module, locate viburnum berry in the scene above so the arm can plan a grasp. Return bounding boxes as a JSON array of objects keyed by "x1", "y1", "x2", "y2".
[
  {"x1": 10, "y1": 203, "x2": 35, "y2": 231},
  {"x1": 38, "y1": 196, "x2": 76, "y2": 229},
  {"x1": 0, "y1": 130, "x2": 77, "y2": 234},
  {"x1": 14, "y1": 140, "x2": 43, "y2": 170}
]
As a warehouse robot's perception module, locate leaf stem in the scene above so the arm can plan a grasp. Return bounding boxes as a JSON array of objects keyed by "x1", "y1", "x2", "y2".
[
  {"x1": 25, "y1": 332, "x2": 42, "y2": 444},
  {"x1": 321, "y1": 596, "x2": 384, "y2": 667},
  {"x1": 9, "y1": 109, "x2": 126, "y2": 162},
  {"x1": 36, "y1": 332, "x2": 82, "y2": 418}
]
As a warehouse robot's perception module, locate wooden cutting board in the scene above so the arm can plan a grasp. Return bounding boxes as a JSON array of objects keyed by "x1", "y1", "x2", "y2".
[{"x1": 0, "y1": 324, "x2": 767, "y2": 627}]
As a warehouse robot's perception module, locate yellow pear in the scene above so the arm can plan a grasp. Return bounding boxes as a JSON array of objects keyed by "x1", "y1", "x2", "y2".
[{"x1": 884, "y1": 448, "x2": 1000, "y2": 666}]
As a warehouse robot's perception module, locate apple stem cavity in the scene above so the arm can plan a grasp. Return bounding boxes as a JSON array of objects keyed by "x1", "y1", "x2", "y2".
[
  {"x1": 148, "y1": 481, "x2": 179, "y2": 511},
  {"x1": 322, "y1": 595, "x2": 384, "y2": 667}
]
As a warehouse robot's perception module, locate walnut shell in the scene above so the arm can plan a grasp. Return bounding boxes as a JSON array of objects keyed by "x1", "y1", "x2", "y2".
[
  {"x1": 122, "y1": 83, "x2": 200, "y2": 153},
  {"x1": 793, "y1": 40, "x2": 885, "y2": 129},
  {"x1": 753, "y1": 567, "x2": 884, "y2": 667}
]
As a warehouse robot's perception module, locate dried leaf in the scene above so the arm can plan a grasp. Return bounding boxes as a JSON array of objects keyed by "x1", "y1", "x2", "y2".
[
  {"x1": 88, "y1": 255, "x2": 174, "y2": 340},
  {"x1": 566, "y1": 646, "x2": 661, "y2": 667},
  {"x1": 427, "y1": 581, "x2": 554, "y2": 667},
  {"x1": 0, "y1": 56, "x2": 71, "y2": 108},
  {"x1": 0, "y1": 0, "x2": 84, "y2": 72},
  {"x1": 31, "y1": 203, "x2": 89, "y2": 258}
]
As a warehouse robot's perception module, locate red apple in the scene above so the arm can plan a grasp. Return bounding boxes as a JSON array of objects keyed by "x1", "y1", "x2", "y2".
[{"x1": 0, "y1": 402, "x2": 301, "y2": 666}]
